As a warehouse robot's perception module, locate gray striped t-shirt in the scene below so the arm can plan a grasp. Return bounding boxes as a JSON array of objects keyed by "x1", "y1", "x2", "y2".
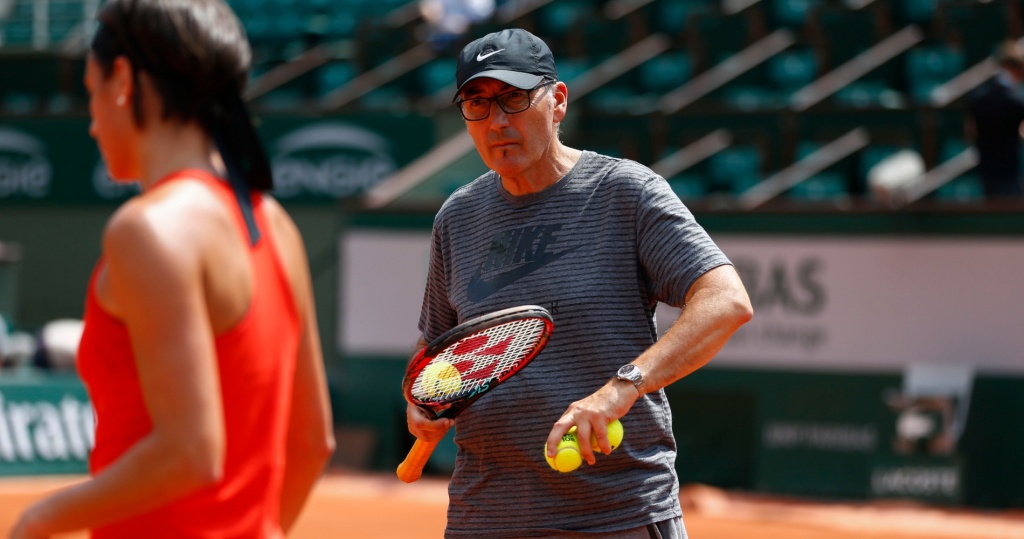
[{"x1": 419, "y1": 151, "x2": 730, "y2": 538}]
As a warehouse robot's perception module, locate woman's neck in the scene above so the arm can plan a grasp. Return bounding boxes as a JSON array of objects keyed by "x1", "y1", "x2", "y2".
[{"x1": 136, "y1": 121, "x2": 222, "y2": 191}]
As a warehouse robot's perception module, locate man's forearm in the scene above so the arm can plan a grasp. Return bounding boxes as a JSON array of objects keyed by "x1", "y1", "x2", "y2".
[{"x1": 633, "y1": 267, "x2": 753, "y2": 394}]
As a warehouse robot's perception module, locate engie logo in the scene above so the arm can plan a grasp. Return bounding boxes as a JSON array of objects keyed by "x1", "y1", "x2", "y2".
[
  {"x1": 0, "y1": 393, "x2": 94, "y2": 463},
  {"x1": 270, "y1": 122, "x2": 396, "y2": 199},
  {"x1": 0, "y1": 127, "x2": 52, "y2": 199}
]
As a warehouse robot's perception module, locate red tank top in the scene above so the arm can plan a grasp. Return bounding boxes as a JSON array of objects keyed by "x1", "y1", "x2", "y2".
[{"x1": 76, "y1": 170, "x2": 300, "y2": 539}]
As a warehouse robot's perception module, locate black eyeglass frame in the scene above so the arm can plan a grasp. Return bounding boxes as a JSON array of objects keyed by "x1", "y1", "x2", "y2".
[{"x1": 455, "y1": 79, "x2": 558, "y2": 121}]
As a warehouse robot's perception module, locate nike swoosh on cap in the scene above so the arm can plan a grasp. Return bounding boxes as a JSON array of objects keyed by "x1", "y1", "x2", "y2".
[
  {"x1": 476, "y1": 49, "x2": 505, "y2": 61},
  {"x1": 466, "y1": 246, "x2": 580, "y2": 302}
]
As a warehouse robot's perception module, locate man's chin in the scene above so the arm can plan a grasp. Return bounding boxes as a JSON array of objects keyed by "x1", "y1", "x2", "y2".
[{"x1": 487, "y1": 155, "x2": 525, "y2": 175}]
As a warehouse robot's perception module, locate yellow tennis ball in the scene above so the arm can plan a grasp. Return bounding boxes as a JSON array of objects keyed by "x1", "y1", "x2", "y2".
[
  {"x1": 590, "y1": 419, "x2": 624, "y2": 454},
  {"x1": 544, "y1": 432, "x2": 582, "y2": 473},
  {"x1": 421, "y1": 361, "x2": 462, "y2": 397}
]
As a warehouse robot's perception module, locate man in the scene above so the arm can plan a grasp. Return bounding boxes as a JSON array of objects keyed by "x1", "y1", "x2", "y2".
[
  {"x1": 967, "y1": 39, "x2": 1024, "y2": 198},
  {"x1": 406, "y1": 28, "x2": 752, "y2": 538}
]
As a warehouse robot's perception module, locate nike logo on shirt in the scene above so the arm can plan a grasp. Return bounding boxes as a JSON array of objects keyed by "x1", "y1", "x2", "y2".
[
  {"x1": 476, "y1": 49, "x2": 505, "y2": 61},
  {"x1": 466, "y1": 224, "x2": 578, "y2": 302}
]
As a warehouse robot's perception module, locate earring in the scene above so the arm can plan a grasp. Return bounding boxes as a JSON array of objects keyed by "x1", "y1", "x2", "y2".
[{"x1": 116, "y1": 95, "x2": 126, "y2": 106}]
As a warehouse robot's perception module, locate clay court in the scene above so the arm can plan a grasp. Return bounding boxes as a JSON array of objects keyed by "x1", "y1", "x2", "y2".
[{"x1": 2, "y1": 473, "x2": 1023, "y2": 538}]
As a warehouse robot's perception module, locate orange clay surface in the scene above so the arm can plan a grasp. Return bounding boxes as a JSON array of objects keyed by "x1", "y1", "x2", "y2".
[{"x1": 1, "y1": 474, "x2": 1023, "y2": 539}]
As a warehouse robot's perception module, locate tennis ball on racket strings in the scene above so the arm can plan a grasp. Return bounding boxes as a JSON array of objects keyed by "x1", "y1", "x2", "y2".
[
  {"x1": 545, "y1": 431, "x2": 583, "y2": 473},
  {"x1": 421, "y1": 361, "x2": 462, "y2": 397}
]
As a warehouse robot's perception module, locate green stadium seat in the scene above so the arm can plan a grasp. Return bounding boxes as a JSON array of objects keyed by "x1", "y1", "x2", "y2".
[
  {"x1": 49, "y1": 20, "x2": 78, "y2": 43},
  {"x1": 48, "y1": 0, "x2": 81, "y2": 43},
  {"x1": 833, "y1": 81, "x2": 905, "y2": 109},
  {"x1": 48, "y1": 0, "x2": 76, "y2": 13},
  {"x1": 935, "y1": 137, "x2": 982, "y2": 202},
  {"x1": 788, "y1": 171, "x2": 849, "y2": 200},
  {"x1": 46, "y1": 93, "x2": 74, "y2": 114},
  {"x1": 769, "y1": 49, "x2": 817, "y2": 91},
  {"x1": 355, "y1": 0, "x2": 409, "y2": 17},
  {"x1": 242, "y1": 13, "x2": 274, "y2": 42},
  {"x1": 653, "y1": 0, "x2": 711, "y2": 35},
  {"x1": 909, "y1": 79, "x2": 942, "y2": 104},
  {"x1": 1, "y1": 0, "x2": 36, "y2": 46},
  {"x1": 418, "y1": 59, "x2": 455, "y2": 96},
  {"x1": 325, "y1": 11, "x2": 358, "y2": 38},
  {"x1": 274, "y1": 11, "x2": 308, "y2": 40},
  {"x1": 556, "y1": 58, "x2": 592, "y2": 84},
  {"x1": 933, "y1": 175, "x2": 983, "y2": 201},
  {"x1": 906, "y1": 46, "x2": 964, "y2": 104},
  {"x1": 358, "y1": 85, "x2": 410, "y2": 112},
  {"x1": 317, "y1": 62, "x2": 356, "y2": 97},
  {"x1": 538, "y1": 1, "x2": 592, "y2": 36},
  {"x1": 1, "y1": 92, "x2": 39, "y2": 114},
  {"x1": 792, "y1": 142, "x2": 851, "y2": 199},
  {"x1": 1, "y1": 20, "x2": 34, "y2": 46},
  {"x1": 721, "y1": 86, "x2": 781, "y2": 111},
  {"x1": 941, "y1": 138, "x2": 973, "y2": 158},
  {"x1": 907, "y1": 46, "x2": 964, "y2": 81},
  {"x1": 638, "y1": 52, "x2": 691, "y2": 93},
  {"x1": 901, "y1": 0, "x2": 938, "y2": 24},
  {"x1": 771, "y1": 0, "x2": 822, "y2": 27},
  {"x1": 234, "y1": 0, "x2": 270, "y2": 15},
  {"x1": 708, "y1": 146, "x2": 762, "y2": 193},
  {"x1": 584, "y1": 87, "x2": 644, "y2": 114},
  {"x1": 668, "y1": 173, "x2": 709, "y2": 200}
]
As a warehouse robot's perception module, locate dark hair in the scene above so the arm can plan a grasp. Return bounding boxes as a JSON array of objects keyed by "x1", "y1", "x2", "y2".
[{"x1": 90, "y1": 0, "x2": 272, "y2": 243}]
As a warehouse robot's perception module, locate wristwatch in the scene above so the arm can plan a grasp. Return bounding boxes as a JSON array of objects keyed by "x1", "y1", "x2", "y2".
[{"x1": 616, "y1": 364, "x2": 645, "y2": 396}]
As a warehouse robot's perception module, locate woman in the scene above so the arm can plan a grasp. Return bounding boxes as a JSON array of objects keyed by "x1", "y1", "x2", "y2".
[{"x1": 11, "y1": 0, "x2": 335, "y2": 536}]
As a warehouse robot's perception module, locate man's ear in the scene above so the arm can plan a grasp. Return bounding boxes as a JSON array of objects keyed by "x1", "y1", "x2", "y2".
[{"x1": 552, "y1": 81, "x2": 568, "y2": 123}]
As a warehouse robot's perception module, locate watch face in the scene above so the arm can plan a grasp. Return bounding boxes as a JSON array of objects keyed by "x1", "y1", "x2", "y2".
[{"x1": 618, "y1": 364, "x2": 638, "y2": 379}]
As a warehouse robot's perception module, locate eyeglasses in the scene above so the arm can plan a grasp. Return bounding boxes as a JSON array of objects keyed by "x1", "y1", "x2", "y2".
[{"x1": 456, "y1": 80, "x2": 557, "y2": 121}]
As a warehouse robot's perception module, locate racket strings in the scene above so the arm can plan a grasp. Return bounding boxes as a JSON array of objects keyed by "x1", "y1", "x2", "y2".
[{"x1": 411, "y1": 318, "x2": 547, "y2": 402}]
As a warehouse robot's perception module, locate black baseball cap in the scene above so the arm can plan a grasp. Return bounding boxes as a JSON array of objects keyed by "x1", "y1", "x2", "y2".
[{"x1": 453, "y1": 28, "x2": 558, "y2": 101}]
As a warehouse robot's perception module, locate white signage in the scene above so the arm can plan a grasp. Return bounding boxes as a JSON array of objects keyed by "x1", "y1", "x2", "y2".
[
  {"x1": 659, "y1": 237, "x2": 1024, "y2": 373},
  {"x1": 341, "y1": 231, "x2": 1024, "y2": 373},
  {"x1": 339, "y1": 230, "x2": 431, "y2": 355}
]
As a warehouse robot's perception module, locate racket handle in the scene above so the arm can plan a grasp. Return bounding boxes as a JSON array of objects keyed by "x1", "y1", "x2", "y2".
[{"x1": 396, "y1": 438, "x2": 441, "y2": 483}]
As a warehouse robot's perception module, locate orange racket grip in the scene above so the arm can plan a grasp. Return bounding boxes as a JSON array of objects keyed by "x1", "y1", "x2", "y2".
[{"x1": 397, "y1": 438, "x2": 441, "y2": 483}]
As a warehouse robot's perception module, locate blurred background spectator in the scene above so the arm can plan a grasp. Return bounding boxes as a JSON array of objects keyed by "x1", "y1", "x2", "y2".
[
  {"x1": 419, "y1": 0, "x2": 495, "y2": 52},
  {"x1": 966, "y1": 39, "x2": 1024, "y2": 198}
]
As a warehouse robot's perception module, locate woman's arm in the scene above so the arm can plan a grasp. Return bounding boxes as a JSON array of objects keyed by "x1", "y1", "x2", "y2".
[{"x1": 264, "y1": 199, "x2": 335, "y2": 533}]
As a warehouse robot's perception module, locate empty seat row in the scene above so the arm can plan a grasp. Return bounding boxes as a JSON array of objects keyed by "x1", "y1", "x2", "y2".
[{"x1": 662, "y1": 140, "x2": 983, "y2": 203}]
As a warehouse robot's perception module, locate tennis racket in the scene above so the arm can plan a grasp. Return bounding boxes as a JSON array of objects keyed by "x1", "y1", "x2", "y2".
[{"x1": 397, "y1": 305, "x2": 553, "y2": 483}]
